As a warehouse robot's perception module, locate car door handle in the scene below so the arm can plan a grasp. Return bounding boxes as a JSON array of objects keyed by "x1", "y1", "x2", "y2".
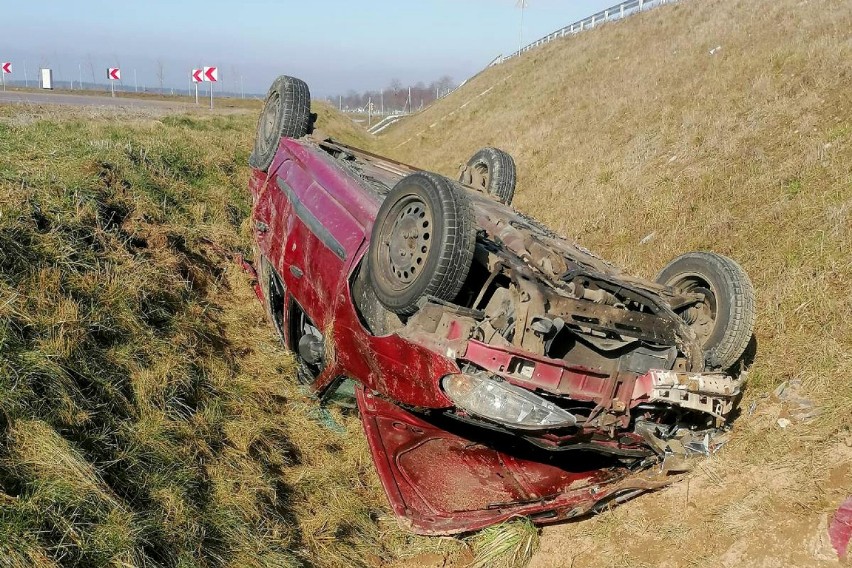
[
  {"x1": 289, "y1": 265, "x2": 303, "y2": 278},
  {"x1": 255, "y1": 220, "x2": 269, "y2": 233}
]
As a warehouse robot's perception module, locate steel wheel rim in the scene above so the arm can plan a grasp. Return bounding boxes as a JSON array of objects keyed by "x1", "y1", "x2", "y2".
[
  {"x1": 379, "y1": 196, "x2": 433, "y2": 291},
  {"x1": 471, "y1": 162, "x2": 491, "y2": 190},
  {"x1": 670, "y1": 273, "x2": 718, "y2": 346}
]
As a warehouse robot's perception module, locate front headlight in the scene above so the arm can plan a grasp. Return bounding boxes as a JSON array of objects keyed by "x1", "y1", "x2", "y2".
[{"x1": 442, "y1": 373, "x2": 577, "y2": 431}]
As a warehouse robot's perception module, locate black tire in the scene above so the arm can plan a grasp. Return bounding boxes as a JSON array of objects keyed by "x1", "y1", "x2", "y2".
[
  {"x1": 249, "y1": 75, "x2": 311, "y2": 172},
  {"x1": 656, "y1": 252, "x2": 756, "y2": 370},
  {"x1": 459, "y1": 147, "x2": 516, "y2": 205},
  {"x1": 368, "y1": 172, "x2": 476, "y2": 315}
]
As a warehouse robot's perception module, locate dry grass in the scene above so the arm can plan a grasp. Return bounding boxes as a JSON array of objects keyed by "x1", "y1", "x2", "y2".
[
  {"x1": 375, "y1": 0, "x2": 852, "y2": 565},
  {"x1": 312, "y1": 101, "x2": 375, "y2": 149},
  {"x1": 0, "y1": 103, "x2": 457, "y2": 566},
  {"x1": 4, "y1": 0, "x2": 851, "y2": 562},
  {"x1": 467, "y1": 519, "x2": 539, "y2": 568}
]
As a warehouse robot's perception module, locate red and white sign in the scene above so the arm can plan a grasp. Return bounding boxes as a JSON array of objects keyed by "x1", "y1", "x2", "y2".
[
  {"x1": 107, "y1": 68, "x2": 121, "y2": 80},
  {"x1": 1, "y1": 62, "x2": 11, "y2": 74},
  {"x1": 191, "y1": 68, "x2": 203, "y2": 83},
  {"x1": 203, "y1": 66, "x2": 218, "y2": 82}
]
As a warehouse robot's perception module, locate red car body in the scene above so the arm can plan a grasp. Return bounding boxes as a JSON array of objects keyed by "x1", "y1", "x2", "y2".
[{"x1": 248, "y1": 136, "x2": 742, "y2": 534}]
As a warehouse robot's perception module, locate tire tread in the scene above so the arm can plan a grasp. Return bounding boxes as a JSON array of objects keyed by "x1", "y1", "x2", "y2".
[
  {"x1": 657, "y1": 252, "x2": 755, "y2": 370},
  {"x1": 249, "y1": 75, "x2": 311, "y2": 172},
  {"x1": 369, "y1": 172, "x2": 476, "y2": 315},
  {"x1": 462, "y1": 147, "x2": 516, "y2": 205}
]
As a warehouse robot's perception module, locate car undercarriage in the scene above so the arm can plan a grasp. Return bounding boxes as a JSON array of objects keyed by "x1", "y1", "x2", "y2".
[{"x1": 246, "y1": 75, "x2": 756, "y2": 534}]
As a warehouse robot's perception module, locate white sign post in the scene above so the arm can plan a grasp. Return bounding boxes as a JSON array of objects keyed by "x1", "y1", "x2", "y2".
[
  {"x1": 203, "y1": 66, "x2": 218, "y2": 110},
  {"x1": 40, "y1": 68, "x2": 53, "y2": 90},
  {"x1": 1, "y1": 62, "x2": 10, "y2": 92},
  {"x1": 107, "y1": 68, "x2": 121, "y2": 97},
  {"x1": 191, "y1": 69, "x2": 203, "y2": 104}
]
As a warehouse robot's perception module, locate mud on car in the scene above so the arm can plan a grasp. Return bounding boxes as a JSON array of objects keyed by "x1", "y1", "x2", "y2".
[{"x1": 244, "y1": 76, "x2": 756, "y2": 535}]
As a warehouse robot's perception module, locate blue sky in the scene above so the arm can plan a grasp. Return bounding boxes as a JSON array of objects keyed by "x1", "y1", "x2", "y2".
[{"x1": 1, "y1": 0, "x2": 616, "y2": 96}]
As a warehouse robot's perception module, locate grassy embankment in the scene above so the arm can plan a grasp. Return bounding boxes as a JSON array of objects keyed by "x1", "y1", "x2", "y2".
[
  {"x1": 375, "y1": 0, "x2": 852, "y2": 565},
  {"x1": 0, "y1": 101, "x2": 470, "y2": 567},
  {"x1": 5, "y1": 0, "x2": 852, "y2": 563}
]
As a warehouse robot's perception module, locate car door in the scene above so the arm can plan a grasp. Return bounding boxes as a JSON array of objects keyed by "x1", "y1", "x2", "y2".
[
  {"x1": 250, "y1": 157, "x2": 293, "y2": 269},
  {"x1": 275, "y1": 141, "x2": 370, "y2": 345}
]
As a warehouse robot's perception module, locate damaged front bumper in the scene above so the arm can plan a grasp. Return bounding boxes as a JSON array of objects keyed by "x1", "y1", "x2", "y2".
[
  {"x1": 630, "y1": 369, "x2": 743, "y2": 472},
  {"x1": 639, "y1": 369, "x2": 744, "y2": 426}
]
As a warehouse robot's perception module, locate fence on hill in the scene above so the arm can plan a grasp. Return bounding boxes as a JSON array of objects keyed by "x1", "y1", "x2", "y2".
[
  {"x1": 368, "y1": 0, "x2": 680, "y2": 135},
  {"x1": 492, "y1": 0, "x2": 680, "y2": 66}
]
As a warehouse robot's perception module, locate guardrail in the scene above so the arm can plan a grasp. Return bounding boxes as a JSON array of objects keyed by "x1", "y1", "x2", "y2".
[
  {"x1": 368, "y1": 115, "x2": 410, "y2": 135},
  {"x1": 493, "y1": 0, "x2": 679, "y2": 65},
  {"x1": 368, "y1": 0, "x2": 678, "y2": 135}
]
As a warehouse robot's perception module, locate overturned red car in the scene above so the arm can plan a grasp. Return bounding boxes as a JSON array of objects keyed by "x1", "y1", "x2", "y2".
[{"x1": 245, "y1": 76, "x2": 756, "y2": 535}]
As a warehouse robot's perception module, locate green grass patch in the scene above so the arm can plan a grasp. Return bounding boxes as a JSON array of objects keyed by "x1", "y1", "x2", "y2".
[{"x1": 0, "y1": 106, "x2": 447, "y2": 567}]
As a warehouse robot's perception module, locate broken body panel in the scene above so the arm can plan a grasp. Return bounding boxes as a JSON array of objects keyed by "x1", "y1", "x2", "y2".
[{"x1": 248, "y1": 136, "x2": 742, "y2": 534}]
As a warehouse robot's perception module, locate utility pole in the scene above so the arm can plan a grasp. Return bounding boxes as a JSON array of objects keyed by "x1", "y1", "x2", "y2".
[
  {"x1": 23, "y1": 61, "x2": 28, "y2": 87},
  {"x1": 78, "y1": 64, "x2": 83, "y2": 91},
  {"x1": 134, "y1": 69, "x2": 138, "y2": 92},
  {"x1": 339, "y1": 95, "x2": 342, "y2": 111},
  {"x1": 517, "y1": 0, "x2": 529, "y2": 54}
]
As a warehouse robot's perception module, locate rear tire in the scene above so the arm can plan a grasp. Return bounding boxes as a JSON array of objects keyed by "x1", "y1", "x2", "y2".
[
  {"x1": 459, "y1": 147, "x2": 516, "y2": 205},
  {"x1": 656, "y1": 252, "x2": 756, "y2": 370},
  {"x1": 249, "y1": 75, "x2": 311, "y2": 172},
  {"x1": 368, "y1": 172, "x2": 476, "y2": 315}
]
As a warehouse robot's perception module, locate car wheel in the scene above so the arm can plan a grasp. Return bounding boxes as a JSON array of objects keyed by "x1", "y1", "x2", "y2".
[
  {"x1": 368, "y1": 172, "x2": 476, "y2": 315},
  {"x1": 459, "y1": 147, "x2": 516, "y2": 205},
  {"x1": 656, "y1": 252, "x2": 756, "y2": 370},
  {"x1": 249, "y1": 75, "x2": 311, "y2": 172},
  {"x1": 289, "y1": 302, "x2": 324, "y2": 385}
]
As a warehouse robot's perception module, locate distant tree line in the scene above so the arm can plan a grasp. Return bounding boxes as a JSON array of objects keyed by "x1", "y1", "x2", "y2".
[{"x1": 327, "y1": 76, "x2": 456, "y2": 114}]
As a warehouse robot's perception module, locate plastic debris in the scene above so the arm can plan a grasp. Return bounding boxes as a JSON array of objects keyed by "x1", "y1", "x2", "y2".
[
  {"x1": 829, "y1": 497, "x2": 852, "y2": 560},
  {"x1": 639, "y1": 231, "x2": 657, "y2": 245},
  {"x1": 773, "y1": 379, "x2": 820, "y2": 423}
]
